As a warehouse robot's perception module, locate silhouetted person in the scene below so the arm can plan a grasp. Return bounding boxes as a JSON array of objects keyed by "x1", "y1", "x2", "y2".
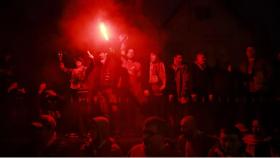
[
  {"x1": 166, "y1": 53, "x2": 191, "y2": 135},
  {"x1": 87, "y1": 50, "x2": 122, "y2": 135},
  {"x1": 239, "y1": 47, "x2": 273, "y2": 122},
  {"x1": 121, "y1": 48, "x2": 143, "y2": 103},
  {"x1": 189, "y1": 51, "x2": 214, "y2": 132},
  {"x1": 242, "y1": 119, "x2": 271, "y2": 156},
  {"x1": 82, "y1": 116, "x2": 122, "y2": 156},
  {"x1": 176, "y1": 115, "x2": 216, "y2": 156},
  {"x1": 129, "y1": 116, "x2": 175, "y2": 157},
  {"x1": 58, "y1": 50, "x2": 93, "y2": 134},
  {"x1": 190, "y1": 51, "x2": 213, "y2": 103},
  {"x1": 37, "y1": 82, "x2": 61, "y2": 119},
  {"x1": 143, "y1": 52, "x2": 167, "y2": 118},
  {"x1": 119, "y1": 48, "x2": 143, "y2": 133},
  {"x1": 239, "y1": 47, "x2": 272, "y2": 94},
  {"x1": 235, "y1": 122, "x2": 249, "y2": 137},
  {"x1": 30, "y1": 114, "x2": 57, "y2": 156},
  {"x1": 87, "y1": 50, "x2": 121, "y2": 114},
  {"x1": 208, "y1": 127, "x2": 245, "y2": 157}
]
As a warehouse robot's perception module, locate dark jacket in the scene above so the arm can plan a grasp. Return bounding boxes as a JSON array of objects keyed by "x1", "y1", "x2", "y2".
[
  {"x1": 190, "y1": 63, "x2": 213, "y2": 96},
  {"x1": 166, "y1": 64, "x2": 190, "y2": 98}
]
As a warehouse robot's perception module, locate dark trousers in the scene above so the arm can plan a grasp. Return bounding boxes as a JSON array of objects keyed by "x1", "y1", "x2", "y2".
[
  {"x1": 145, "y1": 94, "x2": 167, "y2": 119},
  {"x1": 63, "y1": 89, "x2": 89, "y2": 134}
]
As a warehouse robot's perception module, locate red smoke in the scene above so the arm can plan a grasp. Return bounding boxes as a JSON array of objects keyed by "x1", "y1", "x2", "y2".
[{"x1": 59, "y1": 0, "x2": 166, "y2": 58}]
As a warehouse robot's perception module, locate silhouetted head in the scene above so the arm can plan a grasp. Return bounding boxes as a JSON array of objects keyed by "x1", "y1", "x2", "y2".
[
  {"x1": 98, "y1": 51, "x2": 108, "y2": 63},
  {"x1": 251, "y1": 119, "x2": 264, "y2": 136},
  {"x1": 180, "y1": 115, "x2": 196, "y2": 138},
  {"x1": 89, "y1": 116, "x2": 111, "y2": 141},
  {"x1": 173, "y1": 53, "x2": 183, "y2": 66},
  {"x1": 150, "y1": 52, "x2": 159, "y2": 63},
  {"x1": 195, "y1": 51, "x2": 206, "y2": 65},
  {"x1": 219, "y1": 127, "x2": 243, "y2": 156},
  {"x1": 74, "y1": 57, "x2": 83, "y2": 68},
  {"x1": 142, "y1": 116, "x2": 168, "y2": 155},
  {"x1": 246, "y1": 46, "x2": 256, "y2": 59},
  {"x1": 127, "y1": 49, "x2": 135, "y2": 60}
]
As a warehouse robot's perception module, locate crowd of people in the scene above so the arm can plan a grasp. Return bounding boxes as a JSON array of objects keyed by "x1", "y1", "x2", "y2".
[{"x1": 0, "y1": 37, "x2": 280, "y2": 156}]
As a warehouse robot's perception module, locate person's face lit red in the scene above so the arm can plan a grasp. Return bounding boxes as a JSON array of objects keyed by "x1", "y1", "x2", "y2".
[
  {"x1": 127, "y1": 49, "x2": 135, "y2": 59},
  {"x1": 150, "y1": 53, "x2": 157, "y2": 63},
  {"x1": 196, "y1": 53, "x2": 206, "y2": 65},
  {"x1": 75, "y1": 60, "x2": 82, "y2": 68},
  {"x1": 174, "y1": 55, "x2": 183, "y2": 66},
  {"x1": 246, "y1": 47, "x2": 256, "y2": 59},
  {"x1": 99, "y1": 52, "x2": 107, "y2": 61}
]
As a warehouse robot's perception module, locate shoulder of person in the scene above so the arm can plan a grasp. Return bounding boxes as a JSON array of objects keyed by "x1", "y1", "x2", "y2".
[
  {"x1": 130, "y1": 143, "x2": 144, "y2": 151},
  {"x1": 106, "y1": 137, "x2": 120, "y2": 149},
  {"x1": 110, "y1": 143, "x2": 122, "y2": 156},
  {"x1": 208, "y1": 144, "x2": 224, "y2": 157},
  {"x1": 128, "y1": 143, "x2": 145, "y2": 157}
]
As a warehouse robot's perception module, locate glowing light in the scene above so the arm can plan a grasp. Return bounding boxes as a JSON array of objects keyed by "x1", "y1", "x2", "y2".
[{"x1": 99, "y1": 22, "x2": 109, "y2": 41}]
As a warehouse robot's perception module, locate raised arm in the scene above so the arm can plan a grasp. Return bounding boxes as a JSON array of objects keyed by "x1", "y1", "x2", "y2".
[
  {"x1": 86, "y1": 50, "x2": 95, "y2": 74},
  {"x1": 58, "y1": 51, "x2": 71, "y2": 73}
]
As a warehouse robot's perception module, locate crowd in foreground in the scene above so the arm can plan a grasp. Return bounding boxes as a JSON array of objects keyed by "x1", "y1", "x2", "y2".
[{"x1": 0, "y1": 44, "x2": 280, "y2": 156}]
